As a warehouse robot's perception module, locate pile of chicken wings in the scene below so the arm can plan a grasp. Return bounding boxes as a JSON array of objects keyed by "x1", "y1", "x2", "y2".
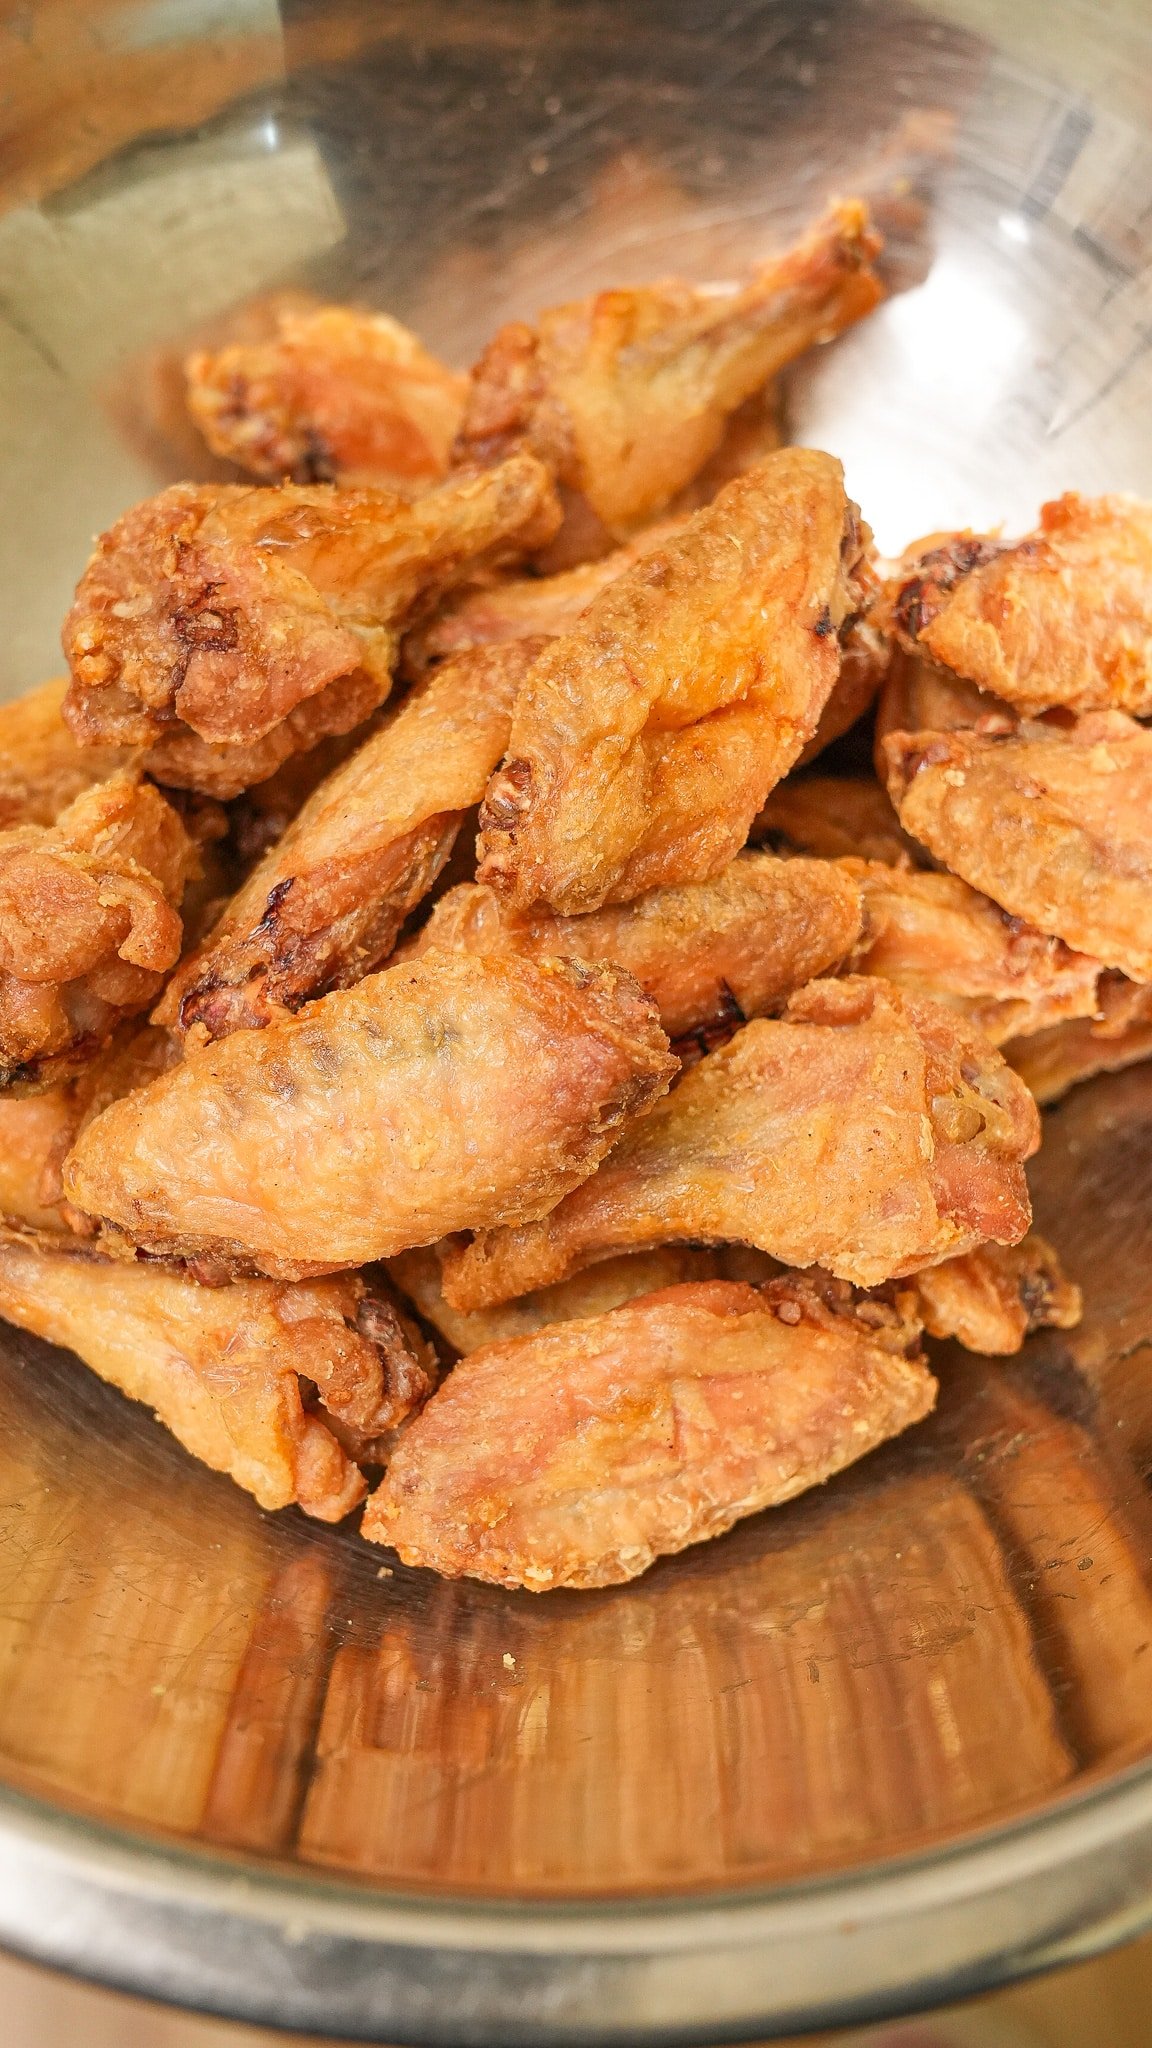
[{"x1": 8, "y1": 193, "x2": 1142, "y2": 1592}]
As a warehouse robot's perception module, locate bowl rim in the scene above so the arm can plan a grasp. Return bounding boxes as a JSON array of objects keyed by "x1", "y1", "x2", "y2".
[{"x1": 3, "y1": 1756, "x2": 1152, "y2": 2041}]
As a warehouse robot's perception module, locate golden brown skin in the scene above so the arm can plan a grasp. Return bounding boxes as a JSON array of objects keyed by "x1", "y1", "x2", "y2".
[
  {"x1": 455, "y1": 201, "x2": 883, "y2": 544},
  {"x1": 478, "y1": 450, "x2": 870, "y2": 914},
  {"x1": 890, "y1": 494, "x2": 1152, "y2": 715},
  {"x1": 0, "y1": 1239, "x2": 435, "y2": 1519},
  {"x1": 910, "y1": 1234, "x2": 1082, "y2": 1356},
  {"x1": 873, "y1": 645, "x2": 1011, "y2": 774},
  {"x1": 362, "y1": 1274, "x2": 935, "y2": 1591},
  {"x1": 62, "y1": 456, "x2": 559, "y2": 796},
  {"x1": 751, "y1": 772, "x2": 919, "y2": 867},
  {"x1": 64, "y1": 949, "x2": 677, "y2": 1278},
  {"x1": 186, "y1": 304, "x2": 468, "y2": 490},
  {"x1": 0, "y1": 1089, "x2": 79, "y2": 1235},
  {"x1": 0, "y1": 677, "x2": 133, "y2": 829},
  {"x1": 158, "y1": 643, "x2": 541, "y2": 1044},
  {"x1": 388, "y1": 1243, "x2": 722, "y2": 1356},
  {"x1": 1005, "y1": 975, "x2": 1152, "y2": 1105},
  {"x1": 442, "y1": 976, "x2": 1039, "y2": 1308},
  {"x1": 845, "y1": 859, "x2": 1102, "y2": 1046},
  {"x1": 402, "y1": 851, "x2": 863, "y2": 1049},
  {"x1": 0, "y1": 772, "x2": 199, "y2": 1093},
  {"x1": 884, "y1": 712, "x2": 1152, "y2": 983}
]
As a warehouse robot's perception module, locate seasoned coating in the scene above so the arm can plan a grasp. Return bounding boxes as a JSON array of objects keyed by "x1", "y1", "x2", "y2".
[
  {"x1": 402, "y1": 851, "x2": 863, "y2": 1046},
  {"x1": 752, "y1": 772, "x2": 919, "y2": 867},
  {"x1": 362, "y1": 1275, "x2": 935, "y2": 1591},
  {"x1": 443, "y1": 976, "x2": 1039, "y2": 1308},
  {"x1": 911, "y1": 1234, "x2": 1081, "y2": 1356},
  {"x1": 159, "y1": 643, "x2": 540, "y2": 1043},
  {"x1": 62, "y1": 456, "x2": 559, "y2": 795},
  {"x1": 478, "y1": 450, "x2": 871, "y2": 914},
  {"x1": 0, "y1": 677, "x2": 133, "y2": 829},
  {"x1": 890, "y1": 494, "x2": 1152, "y2": 715},
  {"x1": 1005, "y1": 975, "x2": 1152, "y2": 1105},
  {"x1": 455, "y1": 201, "x2": 882, "y2": 541},
  {"x1": 884, "y1": 712, "x2": 1152, "y2": 983},
  {"x1": 846, "y1": 859, "x2": 1102, "y2": 1046},
  {"x1": 0, "y1": 1240, "x2": 435, "y2": 1519},
  {"x1": 388, "y1": 1243, "x2": 721, "y2": 1355},
  {"x1": 0, "y1": 772, "x2": 198, "y2": 1093},
  {"x1": 186, "y1": 303, "x2": 467, "y2": 490},
  {"x1": 64, "y1": 949, "x2": 677, "y2": 1278}
]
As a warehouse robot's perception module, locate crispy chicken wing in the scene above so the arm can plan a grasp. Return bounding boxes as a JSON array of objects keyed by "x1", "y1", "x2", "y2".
[
  {"x1": 1005, "y1": 974, "x2": 1152, "y2": 1105},
  {"x1": 455, "y1": 201, "x2": 882, "y2": 545},
  {"x1": 751, "y1": 772, "x2": 919, "y2": 866},
  {"x1": 0, "y1": 772, "x2": 198, "y2": 1092},
  {"x1": 388, "y1": 1243, "x2": 722, "y2": 1355},
  {"x1": 0, "y1": 677, "x2": 133, "y2": 829},
  {"x1": 874, "y1": 646, "x2": 1010, "y2": 774},
  {"x1": 159, "y1": 643, "x2": 540, "y2": 1043},
  {"x1": 402, "y1": 851, "x2": 863, "y2": 1049},
  {"x1": 62, "y1": 457, "x2": 559, "y2": 797},
  {"x1": 362, "y1": 1274, "x2": 934, "y2": 1591},
  {"x1": 477, "y1": 450, "x2": 871, "y2": 914},
  {"x1": 846, "y1": 859, "x2": 1102, "y2": 1045},
  {"x1": 442, "y1": 976, "x2": 1038, "y2": 1308},
  {"x1": 0, "y1": 1240, "x2": 434, "y2": 1519},
  {"x1": 884, "y1": 712, "x2": 1152, "y2": 982},
  {"x1": 910, "y1": 1234, "x2": 1082, "y2": 1356},
  {"x1": 64, "y1": 949, "x2": 676, "y2": 1278},
  {"x1": 186, "y1": 303, "x2": 468, "y2": 490},
  {"x1": 889, "y1": 494, "x2": 1152, "y2": 715}
]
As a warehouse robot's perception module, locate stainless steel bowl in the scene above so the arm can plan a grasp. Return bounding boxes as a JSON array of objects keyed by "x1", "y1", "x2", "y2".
[{"x1": 4, "y1": 3, "x2": 1152, "y2": 2040}]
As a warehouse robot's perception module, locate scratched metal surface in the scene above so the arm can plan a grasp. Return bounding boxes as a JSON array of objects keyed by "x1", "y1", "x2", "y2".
[{"x1": 3, "y1": 1, "x2": 1152, "y2": 2041}]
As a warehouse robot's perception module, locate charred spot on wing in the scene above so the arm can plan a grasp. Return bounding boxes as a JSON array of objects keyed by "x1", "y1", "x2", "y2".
[
  {"x1": 173, "y1": 596, "x2": 240, "y2": 654},
  {"x1": 671, "y1": 981, "x2": 747, "y2": 1070},
  {"x1": 480, "y1": 757, "x2": 533, "y2": 832},
  {"x1": 254, "y1": 875, "x2": 296, "y2": 937},
  {"x1": 813, "y1": 604, "x2": 834, "y2": 639},
  {"x1": 895, "y1": 536, "x2": 1012, "y2": 642}
]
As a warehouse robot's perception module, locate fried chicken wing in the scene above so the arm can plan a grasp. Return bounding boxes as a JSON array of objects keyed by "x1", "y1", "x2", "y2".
[
  {"x1": 1005, "y1": 975, "x2": 1152, "y2": 1105},
  {"x1": 388, "y1": 1243, "x2": 722, "y2": 1355},
  {"x1": 0, "y1": 1240, "x2": 435, "y2": 1519},
  {"x1": 402, "y1": 850, "x2": 863, "y2": 1048},
  {"x1": 186, "y1": 303, "x2": 467, "y2": 490},
  {"x1": 890, "y1": 494, "x2": 1152, "y2": 715},
  {"x1": 477, "y1": 450, "x2": 870, "y2": 914},
  {"x1": 751, "y1": 772, "x2": 919, "y2": 866},
  {"x1": 0, "y1": 771, "x2": 199, "y2": 1092},
  {"x1": 64, "y1": 949, "x2": 676, "y2": 1277},
  {"x1": 442, "y1": 976, "x2": 1038, "y2": 1309},
  {"x1": 362, "y1": 1274, "x2": 935, "y2": 1591},
  {"x1": 846, "y1": 860, "x2": 1102, "y2": 1045},
  {"x1": 884, "y1": 712, "x2": 1152, "y2": 982},
  {"x1": 874, "y1": 647, "x2": 1010, "y2": 775},
  {"x1": 159, "y1": 643, "x2": 540, "y2": 1043},
  {"x1": 455, "y1": 201, "x2": 882, "y2": 545},
  {"x1": 0, "y1": 677, "x2": 133, "y2": 829},
  {"x1": 62, "y1": 456, "x2": 559, "y2": 796},
  {"x1": 910, "y1": 1235, "x2": 1081, "y2": 1355},
  {"x1": 0, "y1": 1089, "x2": 79, "y2": 1234}
]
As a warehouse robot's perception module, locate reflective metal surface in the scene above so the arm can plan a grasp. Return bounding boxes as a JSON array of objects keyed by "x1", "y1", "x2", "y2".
[{"x1": 4, "y1": 1, "x2": 1152, "y2": 2039}]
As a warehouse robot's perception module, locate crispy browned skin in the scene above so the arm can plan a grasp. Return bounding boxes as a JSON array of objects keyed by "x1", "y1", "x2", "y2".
[
  {"x1": 884, "y1": 712, "x2": 1152, "y2": 982},
  {"x1": 402, "y1": 851, "x2": 863, "y2": 1047},
  {"x1": 443, "y1": 976, "x2": 1038, "y2": 1308},
  {"x1": 845, "y1": 859, "x2": 1102, "y2": 1046},
  {"x1": 64, "y1": 949, "x2": 677, "y2": 1278},
  {"x1": 62, "y1": 456, "x2": 559, "y2": 796},
  {"x1": 158, "y1": 643, "x2": 540, "y2": 1043},
  {"x1": 478, "y1": 450, "x2": 870, "y2": 914},
  {"x1": 910, "y1": 1234, "x2": 1082, "y2": 1356},
  {"x1": 1005, "y1": 975, "x2": 1152, "y2": 1105},
  {"x1": 186, "y1": 304, "x2": 468, "y2": 490},
  {"x1": 455, "y1": 201, "x2": 882, "y2": 542},
  {"x1": 362, "y1": 1274, "x2": 935, "y2": 1591},
  {"x1": 874, "y1": 646, "x2": 1011, "y2": 775},
  {"x1": 388, "y1": 1243, "x2": 723, "y2": 1355},
  {"x1": 0, "y1": 1239, "x2": 434, "y2": 1519},
  {"x1": 890, "y1": 494, "x2": 1152, "y2": 715},
  {"x1": 752, "y1": 772, "x2": 919, "y2": 866},
  {"x1": 0, "y1": 772, "x2": 198, "y2": 1093},
  {"x1": 0, "y1": 677, "x2": 134, "y2": 829},
  {"x1": 797, "y1": 615, "x2": 890, "y2": 766}
]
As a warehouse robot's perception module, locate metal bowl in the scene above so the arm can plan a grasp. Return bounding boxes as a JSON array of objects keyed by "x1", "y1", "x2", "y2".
[{"x1": 4, "y1": 2, "x2": 1152, "y2": 2039}]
